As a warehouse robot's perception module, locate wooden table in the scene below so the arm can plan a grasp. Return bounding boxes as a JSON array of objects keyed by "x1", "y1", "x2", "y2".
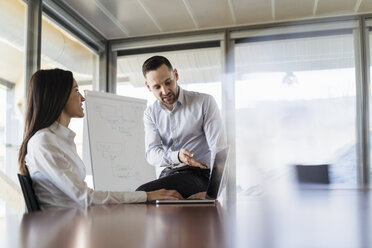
[{"x1": 2, "y1": 183, "x2": 372, "y2": 248}]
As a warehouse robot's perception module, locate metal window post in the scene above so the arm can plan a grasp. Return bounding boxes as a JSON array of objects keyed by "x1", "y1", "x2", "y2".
[
  {"x1": 24, "y1": 0, "x2": 42, "y2": 94},
  {"x1": 221, "y1": 30, "x2": 236, "y2": 198},
  {"x1": 99, "y1": 42, "x2": 117, "y2": 93},
  {"x1": 355, "y1": 16, "x2": 370, "y2": 186}
]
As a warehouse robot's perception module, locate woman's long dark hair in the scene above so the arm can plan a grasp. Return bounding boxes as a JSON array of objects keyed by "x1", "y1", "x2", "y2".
[{"x1": 18, "y1": 69, "x2": 74, "y2": 175}]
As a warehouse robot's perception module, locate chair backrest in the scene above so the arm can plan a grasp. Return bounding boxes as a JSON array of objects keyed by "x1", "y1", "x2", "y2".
[
  {"x1": 17, "y1": 173, "x2": 41, "y2": 212},
  {"x1": 295, "y1": 164, "x2": 330, "y2": 184}
]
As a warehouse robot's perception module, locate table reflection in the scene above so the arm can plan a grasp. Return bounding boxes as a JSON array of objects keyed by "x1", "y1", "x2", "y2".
[
  {"x1": 19, "y1": 203, "x2": 226, "y2": 248},
  {"x1": 20, "y1": 208, "x2": 89, "y2": 248},
  {"x1": 15, "y1": 187, "x2": 372, "y2": 248},
  {"x1": 146, "y1": 203, "x2": 225, "y2": 248}
]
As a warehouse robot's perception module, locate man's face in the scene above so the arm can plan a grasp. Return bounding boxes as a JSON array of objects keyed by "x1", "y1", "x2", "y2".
[{"x1": 145, "y1": 64, "x2": 179, "y2": 109}]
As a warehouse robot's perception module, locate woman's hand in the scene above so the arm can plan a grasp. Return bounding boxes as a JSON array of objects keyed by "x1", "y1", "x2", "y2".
[{"x1": 146, "y1": 189, "x2": 183, "y2": 202}]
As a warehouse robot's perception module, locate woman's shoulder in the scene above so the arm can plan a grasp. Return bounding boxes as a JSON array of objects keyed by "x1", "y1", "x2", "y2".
[{"x1": 28, "y1": 127, "x2": 58, "y2": 147}]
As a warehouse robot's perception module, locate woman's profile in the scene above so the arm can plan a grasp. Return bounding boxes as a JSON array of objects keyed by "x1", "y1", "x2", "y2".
[{"x1": 18, "y1": 69, "x2": 182, "y2": 210}]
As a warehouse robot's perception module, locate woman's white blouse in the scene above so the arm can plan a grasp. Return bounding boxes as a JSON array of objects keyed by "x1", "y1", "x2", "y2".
[{"x1": 25, "y1": 122, "x2": 147, "y2": 210}]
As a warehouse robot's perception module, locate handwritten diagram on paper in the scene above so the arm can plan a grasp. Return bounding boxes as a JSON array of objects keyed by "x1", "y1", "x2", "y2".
[
  {"x1": 93, "y1": 104, "x2": 142, "y2": 137},
  {"x1": 85, "y1": 91, "x2": 156, "y2": 191}
]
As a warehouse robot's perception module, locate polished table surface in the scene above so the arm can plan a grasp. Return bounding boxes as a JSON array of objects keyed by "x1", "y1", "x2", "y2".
[{"x1": 2, "y1": 183, "x2": 372, "y2": 248}]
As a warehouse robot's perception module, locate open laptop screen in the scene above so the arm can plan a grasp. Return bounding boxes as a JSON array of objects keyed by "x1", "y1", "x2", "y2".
[{"x1": 206, "y1": 147, "x2": 229, "y2": 200}]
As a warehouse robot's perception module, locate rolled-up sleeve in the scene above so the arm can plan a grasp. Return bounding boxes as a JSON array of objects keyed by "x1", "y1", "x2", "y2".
[{"x1": 144, "y1": 108, "x2": 180, "y2": 167}]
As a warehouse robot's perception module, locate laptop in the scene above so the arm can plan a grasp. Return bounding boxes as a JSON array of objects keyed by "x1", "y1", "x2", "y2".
[{"x1": 155, "y1": 147, "x2": 230, "y2": 204}]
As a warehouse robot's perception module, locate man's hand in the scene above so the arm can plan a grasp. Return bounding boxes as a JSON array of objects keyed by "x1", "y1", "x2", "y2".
[{"x1": 178, "y1": 148, "x2": 208, "y2": 168}]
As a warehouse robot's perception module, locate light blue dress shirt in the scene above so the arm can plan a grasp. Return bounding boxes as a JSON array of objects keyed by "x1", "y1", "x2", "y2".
[{"x1": 144, "y1": 87, "x2": 227, "y2": 169}]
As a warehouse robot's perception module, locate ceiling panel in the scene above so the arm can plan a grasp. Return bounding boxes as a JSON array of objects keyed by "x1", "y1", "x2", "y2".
[
  {"x1": 232, "y1": 0, "x2": 272, "y2": 24},
  {"x1": 316, "y1": 0, "x2": 358, "y2": 15},
  {"x1": 96, "y1": 0, "x2": 160, "y2": 37},
  {"x1": 187, "y1": 0, "x2": 233, "y2": 28},
  {"x1": 62, "y1": 0, "x2": 125, "y2": 38},
  {"x1": 60, "y1": 0, "x2": 372, "y2": 39},
  {"x1": 276, "y1": 0, "x2": 314, "y2": 20},
  {"x1": 142, "y1": 0, "x2": 195, "y2": 32}
]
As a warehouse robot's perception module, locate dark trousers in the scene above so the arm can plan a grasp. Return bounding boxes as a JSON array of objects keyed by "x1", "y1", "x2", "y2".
[{"x1": 135, "y1": 166, "x2": 210, "y2": 198}]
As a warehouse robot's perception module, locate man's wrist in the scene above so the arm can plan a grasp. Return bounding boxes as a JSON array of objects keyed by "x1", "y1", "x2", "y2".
[{"x1": 170, "y1": 150, "x2": 181, "y2": 164}]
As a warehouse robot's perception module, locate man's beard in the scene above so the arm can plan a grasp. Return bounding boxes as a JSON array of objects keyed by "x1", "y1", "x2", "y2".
[{"x1": 162, "y1": 93, "x2": 175, "y2": 104}]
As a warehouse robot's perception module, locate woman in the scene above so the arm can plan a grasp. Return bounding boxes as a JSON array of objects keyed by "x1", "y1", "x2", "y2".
[{"x1": 18, "y1": 69, "x2": 182, "y2": 210}]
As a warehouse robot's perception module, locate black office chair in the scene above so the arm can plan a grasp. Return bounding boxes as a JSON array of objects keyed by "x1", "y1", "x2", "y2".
[
  {"x1": 17, "y1": 173, "x2": 41, "y2": 212},
  {"x1": 295, "y1": 164, "x2": 330, "y2": 184}
]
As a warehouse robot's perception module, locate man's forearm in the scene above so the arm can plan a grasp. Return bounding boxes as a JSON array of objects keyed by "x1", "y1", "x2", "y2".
[{"x1": 145, "y1": 147, "x2": 180, "y2": 167}]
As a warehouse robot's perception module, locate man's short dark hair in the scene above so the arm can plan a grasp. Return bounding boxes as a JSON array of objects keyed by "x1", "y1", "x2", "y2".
[{"x1": 142, "y1": 55, "x2": 173, "y2": 77}]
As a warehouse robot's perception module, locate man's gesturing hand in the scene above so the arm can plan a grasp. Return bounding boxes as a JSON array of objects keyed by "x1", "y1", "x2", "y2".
[{"x1": 178, "y1": 148, "x2": 208, "y2": 168}]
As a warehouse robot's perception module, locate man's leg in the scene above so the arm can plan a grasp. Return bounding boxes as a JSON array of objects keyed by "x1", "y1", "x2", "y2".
[{"x1": 136, "y1": 168, "x2": 210, "y2": 198}]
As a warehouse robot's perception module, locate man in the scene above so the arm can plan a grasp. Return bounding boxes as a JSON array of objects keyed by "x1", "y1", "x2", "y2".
[{"x1": 136, "y1": 55, "x2": 226, "y2": 198}]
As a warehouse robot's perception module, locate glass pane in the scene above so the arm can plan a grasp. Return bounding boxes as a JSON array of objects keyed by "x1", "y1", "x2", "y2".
[
  {"x1": 116, "y1": 48, "x2": 222, "y2": 108},
  {"x1": 369, "y1": 31, "x2": 372, "y2": 182},
  {"x1": 117, "y1": 48, "x2": 222, "y2": 177},
  {"x1": 235, "y1": 33, "x2": 357, "y2": 193},
  {"x1": 41, "y1": 14, "x2": 98, "y2": 158},
  {"x1": 0, "y1": 88, "x2": 5, "y2": 173},
  {"x1": 0, "y1": 0, "x2": 26, "y2": 214}
]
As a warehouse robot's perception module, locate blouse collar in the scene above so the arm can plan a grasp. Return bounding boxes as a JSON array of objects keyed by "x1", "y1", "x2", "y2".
[{"x1": 49, "y1": 121, "x2": 76, "y2": 140}]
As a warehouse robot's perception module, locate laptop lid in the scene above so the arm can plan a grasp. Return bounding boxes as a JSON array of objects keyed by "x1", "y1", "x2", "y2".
[
  {"x1": 155, "y1": 147, "x2": 230, "y2": 204},
  {"x1": 205, "y1": 147, "x2": 230, "y2": 200}
]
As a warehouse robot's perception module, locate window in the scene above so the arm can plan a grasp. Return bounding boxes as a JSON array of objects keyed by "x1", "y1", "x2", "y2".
[
  {"x1": 234, "y1": 31, "x2": 357, "y2": 192},
  {"x1": 116, "y1": 48, "x2": 221, "y2": 108},
  {"x1": 41, "y1": 14, "x2": 99, "y2": 159},
  {"x1": 0, "y1": 87, "x2": 6, "y2": 173},
  {"x1": 0, "y1": 0, "x2": 27, "y2": 215},
  {"x1": 0, "y1": 0, "x2": 100, "y2": 216},
  {"x1": 116, "y1": 48, "x2": 222, "y2": 176}
]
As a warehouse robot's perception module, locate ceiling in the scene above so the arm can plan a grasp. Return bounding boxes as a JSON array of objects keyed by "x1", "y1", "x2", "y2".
[{"x1": 61, "y1": 0, "x2": 372, "y2": 39}]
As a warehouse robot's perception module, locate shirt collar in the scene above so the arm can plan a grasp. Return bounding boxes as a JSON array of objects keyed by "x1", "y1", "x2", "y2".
[
  {"x1": 177, "y1": 87, "x2": 185, "y2": 106},
  {"x1": 49, "y1": 121, "x2": 76, "y2": 140}
]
